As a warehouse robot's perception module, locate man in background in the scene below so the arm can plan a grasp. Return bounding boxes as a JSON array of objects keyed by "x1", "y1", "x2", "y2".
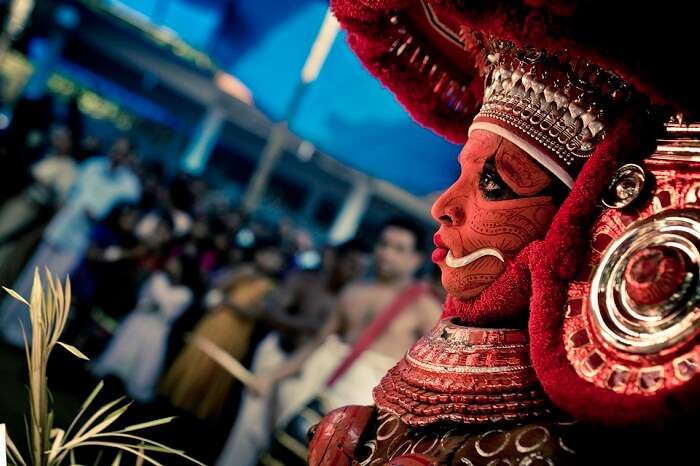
[
  {"x1": 226, "y1": 218, "x2": 442, "y2": 466},
  {"x1": 217, "y1": 238, "x2": 369, "y2": 466}
]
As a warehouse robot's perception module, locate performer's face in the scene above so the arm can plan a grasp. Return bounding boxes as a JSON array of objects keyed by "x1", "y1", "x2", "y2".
[{"x1": 431, "y1": 130, "x2": 558, "y2": 300}]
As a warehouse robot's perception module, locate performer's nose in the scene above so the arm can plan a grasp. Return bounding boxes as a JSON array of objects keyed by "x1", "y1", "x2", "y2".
[{"x1": 432, "y1": 188, "x2": 466, "y2": 226}]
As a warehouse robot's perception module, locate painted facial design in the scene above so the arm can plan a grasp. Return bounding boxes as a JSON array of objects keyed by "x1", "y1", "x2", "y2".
[{"x1": 431, "y1": 129, "x2": 559, "y2": 300}]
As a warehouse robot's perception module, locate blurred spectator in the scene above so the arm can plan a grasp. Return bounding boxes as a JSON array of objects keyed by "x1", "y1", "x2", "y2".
[
  {"x1": 91, "y1": 254, "x2": 195, "y2": 402},
  {"x1": 0, "y1": 99, "x2": 439, "y2": 466},
  {"x1": 0, "y1": 95, "x2": 55, "y2": 200},
  {"x1": 183, "y1": 215, "x2": 228, "y2": 281},
  {"x1": 0, "y1": 125, "x2": 78, "y2": 286},
  {"x1": 217, "y1": 239, "x2": 370, "y2": 466},
  {"x1": 159, "y1": 235, "x2": 284, "y2": 420},
  {"x1": 0, "y1": 137, "x2": 142, "y2": 346},
  {"x1": 294, "y1": 218, "x2": 440, "y2": 405},
  {"x1": 77, "y1": 134, "x2": 103, "y2": 161},
  {"x1": 259, "y1": 218, "x2": 442, "y2": 465},
  {"x1": 277, "y1": 217, "x2": 298, "y2": 258},
  {"x1": 65, "y1": 204, "x2": 146, "y2": 352}
]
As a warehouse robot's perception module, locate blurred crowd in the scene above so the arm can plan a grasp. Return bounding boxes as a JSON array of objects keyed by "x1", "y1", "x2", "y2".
[{"x1": 0, "y1": 99, "x2": 444, "y2": 465}]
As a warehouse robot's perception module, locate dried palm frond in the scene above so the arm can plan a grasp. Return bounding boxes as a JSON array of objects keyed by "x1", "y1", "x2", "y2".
[{"x1": 3, "y1": 269, "x2": 203, "y2": 466}]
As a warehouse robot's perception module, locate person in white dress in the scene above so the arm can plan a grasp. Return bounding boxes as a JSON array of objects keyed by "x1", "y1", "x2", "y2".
[
  {"x1": 1, "y1": 138, "x2": 142, "y2": 347},
  {"x1": 92, "y1": 256, "x2": 193, "y2": 402}
]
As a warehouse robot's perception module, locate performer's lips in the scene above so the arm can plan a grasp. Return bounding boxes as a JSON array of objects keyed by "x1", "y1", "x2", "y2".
[
  {"x1": 432, "y1": 248, "x2": 448, "y2": 263},
  {"x1": 432, "y1": 234, "x2": 448, "y2": 263}
]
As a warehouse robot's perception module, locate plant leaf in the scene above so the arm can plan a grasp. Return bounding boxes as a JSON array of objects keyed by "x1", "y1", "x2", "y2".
[
  {"x1": 47, "y1": 428, "x2": 66, "y2": 462},
  {"x1": 81, "y1": 402, "x2": 132, "y2": 440},
  {"x1": 119, "y1": 417, "x2": 176, "y2": 433},
  {"x1": 93, "y1": 433, "x2": 184, "y2": 454},
  {"x1": 64, "y1": 397, "x2": 126, "y2": 448},
  {"x1": 2, "y1": 286, "x2": 29, "y2": 306},
  {"x1": 63, "y1": 380, "x2": 103, "y2": 448},
  {"x1": 5, "y1": 428, "x2": 28, "y2": 466},
  {"x1": 135, "y1": 446, "x2": 144, "y2": 466},
  {"x1": 57, "y1": 341, "x2": 90, "y2": 360},
  {"x1": 55, "y1": 396, "x2": 126, "y2": 465},
  {"x1": 68, "y1": 442, "x2": 164, "y2": 466},
  {"x1": 111, "y1": 451, "x2": 122, "y2": 466},
  {"x1": 91, "y1": 433, "x2": 204, "y2": 466}
]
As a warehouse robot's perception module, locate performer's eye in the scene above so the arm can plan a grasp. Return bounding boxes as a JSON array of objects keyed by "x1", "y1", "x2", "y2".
[
  {"x1": 479, "y1": 158, "x2": 517, "y2": 201},
  {"x1": 480, "y1": 173, "x2": 502, "y2": 194}
]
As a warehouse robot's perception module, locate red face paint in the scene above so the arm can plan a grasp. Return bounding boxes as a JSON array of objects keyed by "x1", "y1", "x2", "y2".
[{"x1": 431, "y1": 130, "x2": 559, "y2": 300}]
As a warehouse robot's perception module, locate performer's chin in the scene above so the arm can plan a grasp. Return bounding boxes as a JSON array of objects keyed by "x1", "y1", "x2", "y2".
[{"x1": 438, "y1": 258, "x2": 504, "y2": 300}]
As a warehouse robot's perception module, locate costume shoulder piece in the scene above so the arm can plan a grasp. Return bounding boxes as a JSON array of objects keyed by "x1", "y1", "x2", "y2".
[{"x1": 373, "y1": 318, "x2": 550, "y2": 426}]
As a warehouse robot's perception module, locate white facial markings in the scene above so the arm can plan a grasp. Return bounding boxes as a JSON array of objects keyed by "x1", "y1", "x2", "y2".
[{"x1": 444, "y1": 248, "x2": 505, "y2": 269}]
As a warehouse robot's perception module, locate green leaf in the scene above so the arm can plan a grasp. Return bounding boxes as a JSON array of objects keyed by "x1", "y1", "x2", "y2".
[
  {"x1": 57, "y1": 341, "x2": 90, "y2": 360},
  {"x1": 111, "y1": 451, "x2": 122, "y2": 466},
  {"x1": 2, "y1": 286, "x2": 29, "y2": 306},
  {"x1": 135, "y1": 445, "x2": 145, "y2": 466},
  {"x1": 82, "y1": 381, "x2": 105, "y2": 411}
]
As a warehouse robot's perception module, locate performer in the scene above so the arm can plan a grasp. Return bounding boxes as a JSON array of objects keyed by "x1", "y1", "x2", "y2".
[{"x1": 309, "y1": 1, "x2": 700, "y2": 465}]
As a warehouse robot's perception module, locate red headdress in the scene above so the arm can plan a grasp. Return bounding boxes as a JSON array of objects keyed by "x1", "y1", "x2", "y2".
[{"x1": 331, "y1": 0, "x2": 700, "y2": 427}]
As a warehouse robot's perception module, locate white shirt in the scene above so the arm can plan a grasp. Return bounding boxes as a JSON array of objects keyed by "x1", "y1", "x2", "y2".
[{"x1": 44, "y1": 156, "x2": 141, "y2": 252}]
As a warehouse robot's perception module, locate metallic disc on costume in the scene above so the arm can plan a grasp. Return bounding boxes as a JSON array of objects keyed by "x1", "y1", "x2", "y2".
[
  {"x1": 514, "y1": 425, "x2": 551, "y2": 454},
  {"x1": 564, "y1": 124, "x2": 700, "y2": 395},
  {"x1": 357, "y1": 440, "x2": 377, "y2": 466},
  {"x1": 589, "y1": 210, "x2": 700, "y2": 354},
  {"x1": 474, "y1": 430, "x2": 510, "y2": 457},
  {"x1": 601, "y1": 163, "x2": 647, "y2": 209}
]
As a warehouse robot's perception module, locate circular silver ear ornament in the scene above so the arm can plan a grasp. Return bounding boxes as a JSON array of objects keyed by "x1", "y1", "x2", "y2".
[
  {"x1": 561, "y1": 121, "x2": 700, "y2": 399},
  {"x1": 589, "y1": 210, "x2": 700, "y2": 355},
  {"x1": 602, "y1": 163, "x2": 647, "y2": 209}
]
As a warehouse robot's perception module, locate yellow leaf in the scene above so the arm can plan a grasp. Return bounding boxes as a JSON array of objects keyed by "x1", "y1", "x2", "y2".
[
  {"x1": 120, "y1": 417, "x2": 176, "y2": 433},
  {"x1": 2, "y1": 286, "x2": 29, "y2": 306},
  {"x1": 57, "y1": 342, "x2": 90, "y2": 360}
]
